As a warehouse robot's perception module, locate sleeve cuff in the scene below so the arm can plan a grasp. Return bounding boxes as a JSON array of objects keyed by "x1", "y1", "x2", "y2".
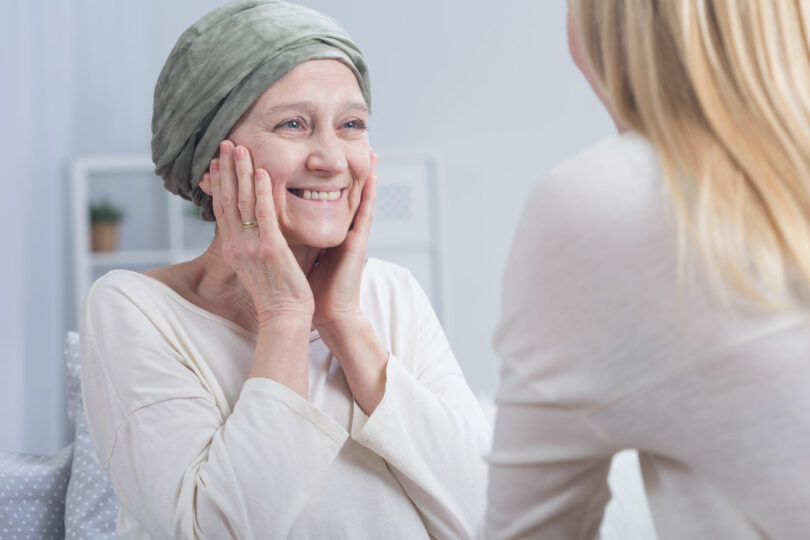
[
  {"x1": 350, "y1": 353, "x2": 407, "y2": 442},
  {"x1": 241, "y1": 377, "x2": 349, "y2": 446}
]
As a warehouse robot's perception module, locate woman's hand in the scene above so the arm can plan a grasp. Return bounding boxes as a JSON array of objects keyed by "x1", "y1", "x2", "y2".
[
  {"x1": 206, "y1": 140, "x2": 315, "y2": 328},
  {"x1": 308, "y1": 151, "x2": 388, "y2": 414},
  {"x1": 308, "y1": 150, "x2": 378, "y2": 335}
]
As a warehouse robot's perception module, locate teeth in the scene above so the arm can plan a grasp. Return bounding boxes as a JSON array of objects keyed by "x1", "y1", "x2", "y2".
[{"x1": 292, "y1": 188, "x2": 340, "y2": 201}]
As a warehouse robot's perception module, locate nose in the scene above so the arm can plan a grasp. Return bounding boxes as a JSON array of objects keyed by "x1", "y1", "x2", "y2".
[{"x1": 306, "y1": 129, "x2": 349, "y2": 176}]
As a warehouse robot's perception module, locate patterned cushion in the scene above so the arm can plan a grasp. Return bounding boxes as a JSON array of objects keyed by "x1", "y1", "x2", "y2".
[
  {"x1": 63, "y1": 332, "x2": 120, "y2": 539},
  {"x1": 0, "y1": 446, "x2": 72, "y2": 540}
]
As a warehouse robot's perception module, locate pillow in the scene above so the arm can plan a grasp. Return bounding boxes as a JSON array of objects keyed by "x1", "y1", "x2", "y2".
[
  {"x1": 0, "y1": 446, "x2": 72, "y2": 540},
  {"x1": 63, "y1": 331, "x2": 120, "y2": 539}
]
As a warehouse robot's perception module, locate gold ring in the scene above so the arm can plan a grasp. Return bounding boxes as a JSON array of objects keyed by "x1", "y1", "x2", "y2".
[{"x1": 241, "y1": 220, "x2": 258, "y2": 229}]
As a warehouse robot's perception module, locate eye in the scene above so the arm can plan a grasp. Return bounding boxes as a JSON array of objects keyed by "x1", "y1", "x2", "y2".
[
  {"x1": 343, "y1": 119, "x2": 367, "y2": 130},
  {"x1": 281, "y1": 119, "x2": 302, "y2": 129},
  {"x1": 275, "y1": 117, "x2": 306, "y2": 131}
]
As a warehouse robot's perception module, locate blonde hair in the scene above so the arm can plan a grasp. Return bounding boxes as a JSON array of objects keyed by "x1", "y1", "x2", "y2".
[{"x1": 574, "y1": 0, "x2": 810, "y2": 306}]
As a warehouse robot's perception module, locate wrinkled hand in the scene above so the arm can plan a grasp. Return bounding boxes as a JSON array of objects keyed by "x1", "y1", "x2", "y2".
[
  {"x1": 308, "y1": 150, "x2": 378, "y2": 334},
  {"x1": 206, "y1": 141, "x2": 314, "y2": 327}
]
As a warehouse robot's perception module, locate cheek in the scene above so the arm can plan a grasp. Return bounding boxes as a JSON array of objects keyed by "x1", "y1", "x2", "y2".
[
  {"x1": 349, "y1": 147, "x2": 371, "y2": 183},
  {"x1": 246, "y1": 143, "x2": 299, "y2": 207}
]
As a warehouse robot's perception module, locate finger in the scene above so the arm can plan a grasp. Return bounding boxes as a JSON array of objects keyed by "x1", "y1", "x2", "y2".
[
  {"x1": 369, "y1": 148, "x2": 378, "y2": 178},
  {"x1": 209, "y1": 161, "x2": 232, "y2": 241},
  {"x1": 234, "y1": 145, "x2": 256, "y2": 225},
  {"x1": 254, "y1": 168, "x2": 281, "y2": 236},
  {"x1": 351, "y1": 167, "x2": 377, "y2": 242},
  {"x1": 347, "y1": 151, "x2": 378, "y2": 239},
  {"x1": 217, "y1": 140, "x2": 243, "y2": 235}
]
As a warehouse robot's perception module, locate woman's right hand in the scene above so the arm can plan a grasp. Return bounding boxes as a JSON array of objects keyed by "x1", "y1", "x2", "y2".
[{"x1": 205, "y1": 140, "x2": 314, "y2": 329}]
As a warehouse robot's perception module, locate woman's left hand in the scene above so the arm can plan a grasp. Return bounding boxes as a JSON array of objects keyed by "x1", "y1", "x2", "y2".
[
  {"x1": 308, "y1": 150, "x2": 378, "y2": 335},
  {"x1": 309, "y1": 150, "x2": 388, "y2": 414}
]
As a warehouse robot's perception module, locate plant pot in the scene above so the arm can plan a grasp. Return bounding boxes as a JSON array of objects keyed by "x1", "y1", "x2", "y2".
[{"x1": 91, "y1": 222, "x2": 120, "y2": 252}]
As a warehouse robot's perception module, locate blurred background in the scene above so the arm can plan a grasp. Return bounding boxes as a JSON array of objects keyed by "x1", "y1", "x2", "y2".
[{"x1": 1, "y1": 0, "x2": 614, "y2": 455}]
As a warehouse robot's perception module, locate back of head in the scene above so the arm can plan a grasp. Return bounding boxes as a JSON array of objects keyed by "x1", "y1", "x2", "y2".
[{"x1": 573, "y1": 0, "x2": 810, "y2": 306}]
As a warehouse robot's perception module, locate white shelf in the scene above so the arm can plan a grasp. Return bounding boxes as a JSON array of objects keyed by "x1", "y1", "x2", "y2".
[{"x1": 71, "y1": 156, "x2": 213, "y2": 316}]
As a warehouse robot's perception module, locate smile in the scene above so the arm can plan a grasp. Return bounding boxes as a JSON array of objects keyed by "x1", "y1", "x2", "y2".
[{"x1": 288, "y1": 188, "x2": 344, "y2": 201}]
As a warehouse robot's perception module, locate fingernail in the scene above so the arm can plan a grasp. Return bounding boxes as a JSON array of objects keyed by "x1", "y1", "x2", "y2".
[
  {"x1": 235, "y1": 146, "x2": 245, "y2": 160},
  {"x1": 220, "y1": 141, "x2": 232, "y2": 154},
  {"x1": 211, "y1": 159, "x2": 220, "y2": 172}
]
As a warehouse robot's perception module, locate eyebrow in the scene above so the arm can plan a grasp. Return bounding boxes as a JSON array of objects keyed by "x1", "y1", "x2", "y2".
[{"x1": 262, "y1": 100, "x2": 369, "y2": 116}]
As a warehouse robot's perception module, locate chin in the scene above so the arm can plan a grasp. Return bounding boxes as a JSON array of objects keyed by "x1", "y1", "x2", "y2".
[
  {"x1": 306, "y1": 236, "x2": 347, "y2": 249},
  {"x1": 287, "y1": 226, "x2": 349, "y2": 250}
]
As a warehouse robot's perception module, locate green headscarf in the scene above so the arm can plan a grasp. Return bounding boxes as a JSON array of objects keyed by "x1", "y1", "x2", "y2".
[{"x1": 151, "y1": 0, "x2": 371, "y2": 220}]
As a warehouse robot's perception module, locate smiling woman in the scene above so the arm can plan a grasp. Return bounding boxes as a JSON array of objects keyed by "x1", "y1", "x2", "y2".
[{"x1": 78, "y1": 1, "x2": 490, "y2": 539}]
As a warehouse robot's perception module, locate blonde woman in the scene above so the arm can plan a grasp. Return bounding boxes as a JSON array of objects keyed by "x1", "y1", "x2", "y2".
[{"x1": 485, "y1": 1, "x2": 810, "y2": 538}]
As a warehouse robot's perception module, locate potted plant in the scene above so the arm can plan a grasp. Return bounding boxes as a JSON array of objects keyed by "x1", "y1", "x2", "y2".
[{"x1": 89, "y1": 199, "x2": 124, "y2": 252}]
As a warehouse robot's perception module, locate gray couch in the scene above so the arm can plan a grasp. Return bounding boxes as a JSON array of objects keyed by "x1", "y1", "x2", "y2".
[{"x1": 0, "y1": 332, "x2": 119, "y2": 539}]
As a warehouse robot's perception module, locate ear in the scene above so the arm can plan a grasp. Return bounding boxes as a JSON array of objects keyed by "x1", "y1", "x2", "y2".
[{"x1": 198, "y1": 172, "x2": 212, "y2": 196}]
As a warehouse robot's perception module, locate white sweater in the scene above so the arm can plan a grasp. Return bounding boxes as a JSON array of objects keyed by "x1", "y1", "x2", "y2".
[
  {"x1": 485, "y1": 132, "x2": 810, "y2": 539},
  {"x1": 81, "y1": 258, "x2": 490, "y2": 540}
]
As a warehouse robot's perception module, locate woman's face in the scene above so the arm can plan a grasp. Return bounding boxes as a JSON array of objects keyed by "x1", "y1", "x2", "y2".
[{"x1": 226, "y1": 59, "x2": 371, "y2": 249}]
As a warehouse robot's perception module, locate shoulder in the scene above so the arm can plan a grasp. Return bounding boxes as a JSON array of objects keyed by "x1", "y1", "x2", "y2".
[
  {"x1": 553, "y1": 130, "x2": 658, "y2": 178},
  {"x1": 507, "y1": 132, "x2": 670, "y2": 275},
  {"x1": 361, "y1": 257, "x2": 420, "y2": 292},
  {"x1": 526, "y1": 131, "x2": 662, "y2": 229},
  {"x1": 497, "y1": 132, "x2": 675, "y2": 353},
  {"x1": 360, "y1": 258, "x2": 426, "y2": 315},
  {"x1": 86, "y1": 270, "x2": 154, "y2": 306},
  {"x1": 359, "y1": 258, "x2": 436, "y2": 348},
  {"x1": 359, "y1": 259, "x2": 456, "y2": 380},
  {"x1": 86, "y1": 269, "x2": 166, "y2": 307},
  {"x1": 495, "y1": 133, "x2": 681, "y2": 403},
  {"x1": 83, "y1": 270, "x2": 179, "y2": 333}
]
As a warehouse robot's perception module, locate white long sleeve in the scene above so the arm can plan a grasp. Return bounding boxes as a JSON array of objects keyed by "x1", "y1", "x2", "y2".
[
  {"x1": 81, "y1": 274, "x2": 351, "y2": 540},
  {"x1": 81, "y1": 258, "x2": 489, "y2": 540},
  {"x1": 485, "y1": 132, "x2": 810, "y2": 539},
  {"x1": 352, "y1": 269, "x2": 492, "y2": 539}
]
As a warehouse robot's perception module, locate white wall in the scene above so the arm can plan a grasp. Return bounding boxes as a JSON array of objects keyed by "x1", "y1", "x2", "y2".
[
  {"x1": 2, "y1": 0, "x2": 613, "y2": 454},
  {"x1": 2, "y1": 0, "x2": 73, "y2": 454}
]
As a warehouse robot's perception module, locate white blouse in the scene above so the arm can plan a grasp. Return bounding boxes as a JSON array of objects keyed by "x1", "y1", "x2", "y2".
[
  {"x1": 485, "y1": 132, "x2": 810, "y2": 539},
  {"x1": 81, "y1": 258, "x2": 490, "y2": 540}
]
